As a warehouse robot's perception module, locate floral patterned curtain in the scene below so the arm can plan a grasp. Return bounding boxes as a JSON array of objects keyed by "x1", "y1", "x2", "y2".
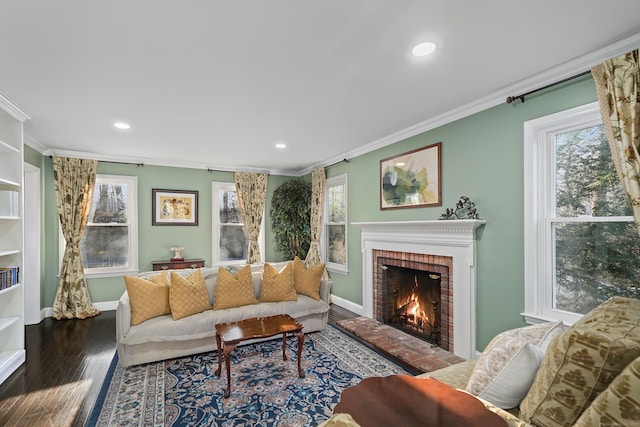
[
  {"x1": 592, "y1": 50, "x2": 640, "y2": 236},
  {"x1": 305, "y1": 167, "x2": 329, "y2": 280},
  {"x1": 235, "y1": 172, "x2": 268, "y2": 264},
  {"x1": 52, "y1": 156, "x2": 99, "y2": 320}
]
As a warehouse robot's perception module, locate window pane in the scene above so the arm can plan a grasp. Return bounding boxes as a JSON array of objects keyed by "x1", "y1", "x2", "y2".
[
  {"x1": 219, "y1": 225, "x2": 247, "y2": 261},
  {"x1": 554, "y1": 221, "x2": 640, "y2": 314},
  {"x1": 328, "y1": 184, "x2": 345, "y2": 223},
  {"x1": 90, "y1": 182, "x2": 128, "y2": 223},
  {"x1": 327, "y1": 225, "x2": 346, "y2": 264},
  {"x1": 81, "y1": 226, "x2": 129, "y2": 268},
  {"x1": 555, "y1": 125, "x2": 630, "y2": 217},
  {"x1": 219, "y1": 190, "x2": 242, "y2": 224}
]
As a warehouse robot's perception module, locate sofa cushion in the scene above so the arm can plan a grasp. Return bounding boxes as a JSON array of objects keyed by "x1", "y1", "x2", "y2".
[
  {"x1": 260, "y1": 262, "x2": 297, "y2": 302},
  {"x1": 292, "y1": 256, "x2": 324, "y2": 300},
  {"x1": 120, "y1": 293, "x2": 329, "y2": 346},
  {"x1": 124, "y1": 273, "x2": 171, "y2": 325},
  {"x1": 574, "y1": 354, "x2": 640, "y2": 427},
  {"x1": 213, "y1": 265, "x2": 258, "y2": 310},
  {"x1": 169, "y1": 270, "x2": 212, "y2": 320},
  {"x1": 466, "y1": 321, "x2": 564, "y2": 409},
  {"x1": 520, "y1": 297, "x2": 640, "y2": 427}
]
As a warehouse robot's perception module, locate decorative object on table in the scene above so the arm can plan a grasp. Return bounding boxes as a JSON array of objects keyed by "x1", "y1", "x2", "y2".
[
  {"x1": 439, "y1": 195, "x2": 481, "y2": 220},
  {"x1": 152, "y1": 189, "x2": 198, "y2": 226},
  {"x1": 380, "y1": 142, "x2": 441, "y2": 210},
  {"x1": 170, "y1": 246, "x2": 184, "y2": 261}
]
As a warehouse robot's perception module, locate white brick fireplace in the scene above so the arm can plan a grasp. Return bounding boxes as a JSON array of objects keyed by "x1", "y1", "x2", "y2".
[{"x1": 353, "y1": 220, "x2": 485, "y2": 360}]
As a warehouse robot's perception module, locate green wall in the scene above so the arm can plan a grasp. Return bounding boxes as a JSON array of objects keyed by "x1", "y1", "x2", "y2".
[
  {"x1": 326, "y1": 76, "x2": 598, "y2": 350},
  {"x1": 38, "y1": 161, "x2": 298, "y2": 307},
  {"x1": 30, "y1": 75, "x2": 597, "y2": 352}
]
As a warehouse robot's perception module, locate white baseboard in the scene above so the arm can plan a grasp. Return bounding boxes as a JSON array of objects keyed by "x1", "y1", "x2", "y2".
[
  {"x1": 42, "y1": 300, "x2": 118, "y2": 320},
  {"x1": 330, "y1": 294, "x2": 364, "y2": 316}
]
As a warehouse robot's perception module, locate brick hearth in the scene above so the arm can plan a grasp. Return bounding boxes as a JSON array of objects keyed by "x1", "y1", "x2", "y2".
[{"x1": 337, "y1": 317, "x2": 465, "y2": 374}]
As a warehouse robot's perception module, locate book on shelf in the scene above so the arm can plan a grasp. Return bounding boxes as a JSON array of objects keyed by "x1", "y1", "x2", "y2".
[
  {"x1": 0, "y1": 267, "x2": 19, "y2": 290},
  {"x1": 0, "y1": 190, "x2": 19, "y2": 217}
]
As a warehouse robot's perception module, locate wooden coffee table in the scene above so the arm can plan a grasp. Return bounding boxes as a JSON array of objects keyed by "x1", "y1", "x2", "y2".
[
  {"x1": 214, "y1": 314, "x2": 305, "y2": 398},
  {"x1": 333, "y1": 375, "x2": 507, "y2": 426}
]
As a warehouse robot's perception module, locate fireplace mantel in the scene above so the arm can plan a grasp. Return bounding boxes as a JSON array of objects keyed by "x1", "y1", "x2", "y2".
[{"x1": 353, "y1": 219, "x2": 485, "y2": 359}]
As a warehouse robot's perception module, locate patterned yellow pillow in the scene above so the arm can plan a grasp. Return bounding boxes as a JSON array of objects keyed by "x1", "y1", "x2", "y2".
[
  {"x1": 124, "y1": 273, "x2": 171, "y2": 325},
  {"x1": 260, "y1": 262, "x2": 297, "y2": 302},
  {"x1": 574, "y1": 354, "x2": 640, "y2": 427},
  {"x1": 213, "y1": 265, "x2": 258, "y2": 310},
  {"x1": 169, "y1": 270, "x2": 212, "y2": 320},
  {"x1": 520, "y1": 297, "x2": 640, "y2": 427},
  {"x1": 292, "y1": 256, "x2": 324, "y2": 300}
]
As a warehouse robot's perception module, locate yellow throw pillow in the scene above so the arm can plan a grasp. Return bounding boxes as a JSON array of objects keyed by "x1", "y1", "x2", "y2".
[
  {"x1": 124, "y1": 273, "x2": 171, "y2": 325},
  {"x1": 213, "y1": 265, "x2": 258, "y2": 310},
  {"x1": 520, "y1": 297, "x2": 640, "y2": 427},
  {"x1": 574, "y1": 354, "x2": 640, "y2": 427},
  {"x1": 292, "y1": 256, "x2": 324, "y2": 300},
  {"x1": 169, "y1": 270, "x2": 212, "y2": 320},
  {"x1": 260, "y1": 262, "x2": 297, "y2": 302}
]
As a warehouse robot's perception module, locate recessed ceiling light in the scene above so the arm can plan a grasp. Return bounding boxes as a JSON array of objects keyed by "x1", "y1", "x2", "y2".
[
  {"x1": 275, "y1": 142, "x2": 287, "y2": 149},
  {"x1": 113, "y1": 122, "x2": 131, "y2": 130},
  {"x1": 412, "y1": 42, "x2": 437, "y2": 57}
]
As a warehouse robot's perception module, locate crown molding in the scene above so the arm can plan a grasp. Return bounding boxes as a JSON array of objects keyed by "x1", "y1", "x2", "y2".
[
  {"x1": 31, "y1": 32, "x2": 640, "y2": 177},
  {"x1": 0, "y1": 90, "x2": 30, "y2": 122},
  {"x1": 313, "y1": 31, "x2": 640, "y2": 173}
]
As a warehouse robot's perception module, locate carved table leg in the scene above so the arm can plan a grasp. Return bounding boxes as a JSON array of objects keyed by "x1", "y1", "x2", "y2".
[
  {"x1": 282, "y1": 333, "x2": 288, "y2": 361},
  {"x1": 214, "y1": 333, "x2": 222, "y2": 377},
  {"x1": 295, "y1": 330, "x2": 305, "y2": 378},
  {"x1": 222, "y1": 342, "x2": 237, "y2": 398}
]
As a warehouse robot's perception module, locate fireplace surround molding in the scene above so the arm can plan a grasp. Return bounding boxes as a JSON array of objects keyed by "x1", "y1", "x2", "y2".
[{"x1": 353, "y1": 219, "x2": 485, "y2": 360}]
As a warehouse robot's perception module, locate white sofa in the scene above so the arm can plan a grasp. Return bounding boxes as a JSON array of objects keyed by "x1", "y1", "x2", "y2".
[{"x1": 116, "y1": 263, "x2": 331, "y2": 367}]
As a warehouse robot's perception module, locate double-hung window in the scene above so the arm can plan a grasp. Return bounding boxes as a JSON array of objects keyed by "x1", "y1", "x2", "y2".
[
  {"x1": 76, "y1": 174, "x2": 138, "y2": 277},
  {"x1": 524, "y1": 102, "x2": 640, "y2": 325},
  {"x1": 212, "y1": 182, "x2": 264, "y2": 266},
  {"x1": 324, "y1": 174, "x2": 347, "y2": 273}
]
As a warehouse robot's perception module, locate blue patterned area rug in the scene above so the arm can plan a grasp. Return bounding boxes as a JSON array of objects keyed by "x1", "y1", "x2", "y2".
[{"x1": 90, "y1": 324, "x2": 409, "y2": 427}]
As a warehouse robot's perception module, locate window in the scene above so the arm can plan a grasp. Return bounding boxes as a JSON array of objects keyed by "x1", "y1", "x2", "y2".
[
  {"x1": 72, "y1": 175, "x2": 138, "y2": 277},
  {"x1": 324, "y1": 174, "x2": 347, "y2": 273},
  {"x1": 212, "y1": 182, "x2": 263, "y2": 266},
  {"x1": 524, "y1": 102, "x2": 640, "y2": 325}
]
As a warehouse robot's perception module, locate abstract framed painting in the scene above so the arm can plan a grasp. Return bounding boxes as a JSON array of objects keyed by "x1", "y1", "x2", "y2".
[{"x1": 380, "y1": 142, "x2": 441, "y2": 210}]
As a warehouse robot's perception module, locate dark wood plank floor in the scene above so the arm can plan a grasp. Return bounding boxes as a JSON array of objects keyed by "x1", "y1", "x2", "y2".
[{"x1": 0, "y1": 306, "x2": 357, "y2": 427}]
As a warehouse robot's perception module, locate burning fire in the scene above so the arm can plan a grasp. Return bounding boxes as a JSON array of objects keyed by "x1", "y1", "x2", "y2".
[{"x1": 398, "y1": 276, "x2": 429, "y2": 332}]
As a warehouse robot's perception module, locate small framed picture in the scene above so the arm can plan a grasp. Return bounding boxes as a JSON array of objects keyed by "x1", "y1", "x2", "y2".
[
  {"x1": 152, "y1": 189, "x2": 199, "y2": 226},
  {"x1": 380, "y1": 142, "x2": 442, "y2": 209}
]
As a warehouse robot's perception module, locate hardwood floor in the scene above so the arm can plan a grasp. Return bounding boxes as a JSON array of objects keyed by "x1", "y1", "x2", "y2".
[
  {"x1": 0, "y1": 311, "x2": 117, "y2": 427},
  {"x1": 0, "y1": 306, "x2": 358, "y2": 427}
]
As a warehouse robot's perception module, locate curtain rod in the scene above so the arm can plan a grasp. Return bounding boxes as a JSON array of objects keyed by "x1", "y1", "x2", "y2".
[
  {"x1": 506, "y1": 70, "x2": 592, "y2": 104},
  {"x1": 49, "y1": 156, "x2": 144, "y2": 167},
  {"x1": 326, "y1": 158, "x2": 349, "y2": 168}
]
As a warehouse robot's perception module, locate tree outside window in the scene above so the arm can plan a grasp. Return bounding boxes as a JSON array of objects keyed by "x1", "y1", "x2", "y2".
[
  {"x1": 325, "y1": 175, "x2": 347, "y2": 273},
  {"x1": 75, "y1": 175, "x2": 138, "y2": 276},
  {"x1": 524, "y1": 102, "x2": 640, "y2": 325}
]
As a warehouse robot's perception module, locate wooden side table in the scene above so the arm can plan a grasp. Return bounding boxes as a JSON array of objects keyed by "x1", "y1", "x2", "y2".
[
  {"x1": 214, "y1": 314, "x2": 305, "y2": 398},
  {"x1": 151, "y1": 258, "x2": 205, "y2": 271}
]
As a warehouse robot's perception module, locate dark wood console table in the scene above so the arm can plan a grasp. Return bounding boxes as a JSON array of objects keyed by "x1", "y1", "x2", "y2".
[{"x1": 151, "y1": 258, "x2": 205, "y2": 271}]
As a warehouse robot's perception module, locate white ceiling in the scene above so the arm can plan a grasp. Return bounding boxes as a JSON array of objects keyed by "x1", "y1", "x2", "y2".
[{"x1": 1, "y1": 1, "x2": 640, "y2": 175}]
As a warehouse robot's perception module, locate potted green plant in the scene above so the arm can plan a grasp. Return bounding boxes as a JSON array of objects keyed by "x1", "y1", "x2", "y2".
[{"x1": 270, "y1": 179, "x2": 312, "y2": 259}]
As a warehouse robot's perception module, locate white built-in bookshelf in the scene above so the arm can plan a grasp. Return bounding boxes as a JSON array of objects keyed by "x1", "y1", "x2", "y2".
[{"x1": 0, "y1": 93, "x2": 28, "y2": 385}]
